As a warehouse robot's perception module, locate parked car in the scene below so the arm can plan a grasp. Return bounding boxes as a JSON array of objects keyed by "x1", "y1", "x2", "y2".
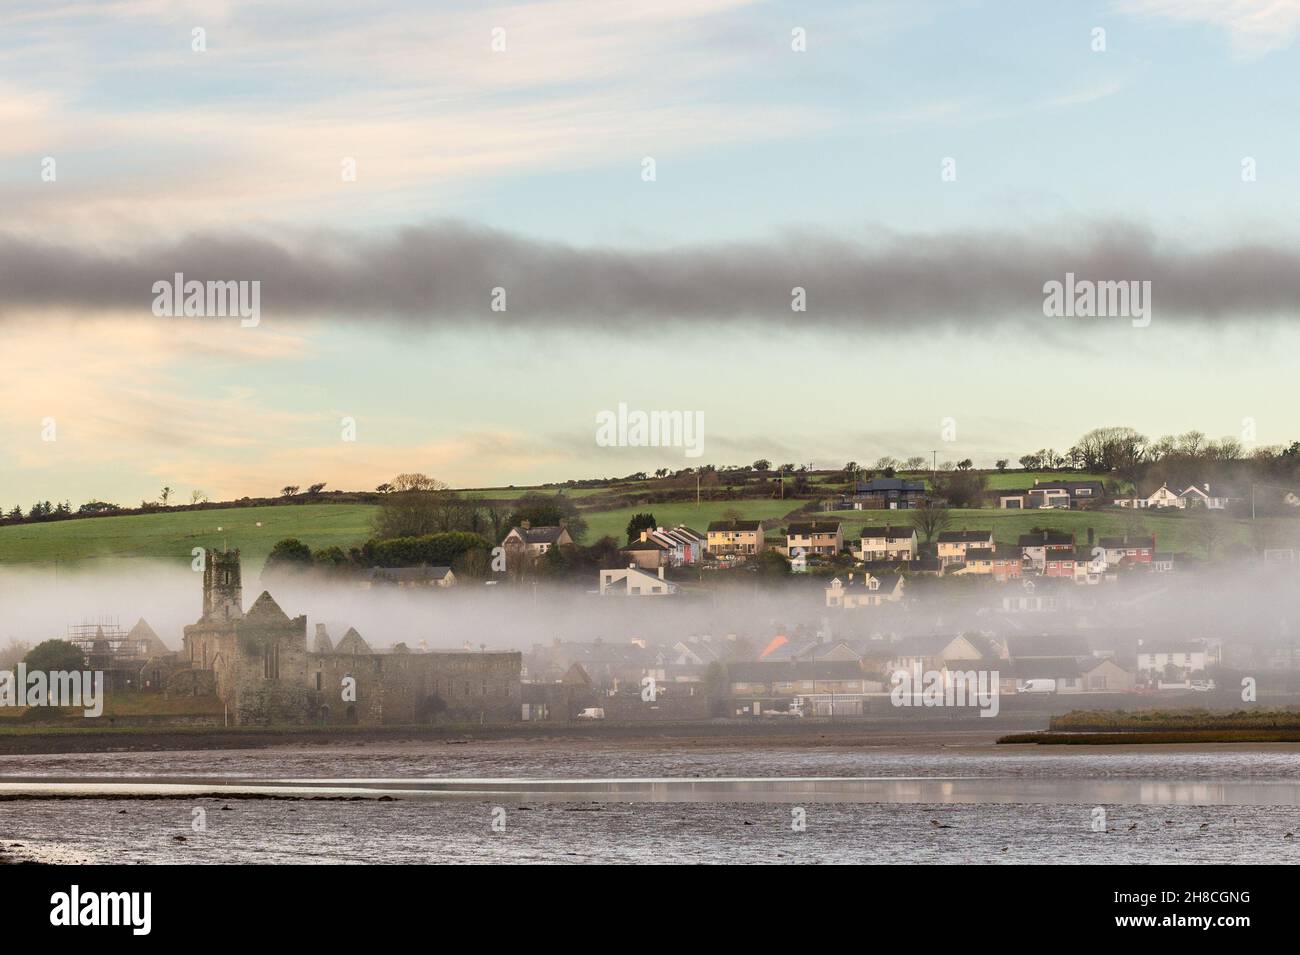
[{"x1": 1020, "y1": 679, "x2": 1057, "y2": 694}]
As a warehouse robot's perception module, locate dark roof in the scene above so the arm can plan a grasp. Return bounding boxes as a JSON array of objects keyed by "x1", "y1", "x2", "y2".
[
  {"x1": 707, "y1": 520, "x2": 763, "y2": 532},
  {"x1": 1099, "y1": 536, "x2": 1156, "y2": 549},
  {"x1": 788, "y1": 521, "x2": 842, "y2": 536},
  {"x1": 1007, "y1": 635, "x2": 1091, "y2": 659},
  {"x1": 964, "y1": 548, "x2": 995, "y2": 561},
  {"x1": 889, "y1": 634, "x2": 957, "y2": 657},
  {"x1": 1138, "y1": 641, "x2": 1207, "y2": 655},
  {"x1": 937, "y1": 530, "x2": 993, "y2": 543},
  {"x1": 621, "y1": 539, "x2": 670, "y2": 552},
  {"x1": 856, "y1": 478, "x2": 925, "y2": 493},
  {"x1": 860, "y1": 526, "x2": 915, "y2": 539},
  {"x1": 1006, "y1": 658, "x2": 1083, "y2": 679},
  {"x1": 727, "y1": 661, "x2": 866, "y2": 682}
]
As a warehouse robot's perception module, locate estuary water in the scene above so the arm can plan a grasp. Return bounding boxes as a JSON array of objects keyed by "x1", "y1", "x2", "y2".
[{"x1": 2, "y1": 739, "x2": 1298, "y2": 863}]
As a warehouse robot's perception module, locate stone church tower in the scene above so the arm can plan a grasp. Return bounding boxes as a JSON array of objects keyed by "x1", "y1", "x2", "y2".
[
  {"x1": 202, "y1": 548, "x2": 243, "y2": 621},
  {"x1": 183, "y1": 548, "x2": 309, "y2": 724}
]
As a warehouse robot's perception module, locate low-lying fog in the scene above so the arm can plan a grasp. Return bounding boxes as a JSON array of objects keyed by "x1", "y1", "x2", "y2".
[{"x1": 1, "y1": 560, "x2": 1298, "y2": 655}]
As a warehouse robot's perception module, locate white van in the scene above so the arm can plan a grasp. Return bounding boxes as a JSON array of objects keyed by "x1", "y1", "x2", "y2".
[
  {"x1": 576, "y1": 707, "x2": 606, "y2": 720},
  {"x1": 1020, "y1": 679, "x2": 1057, "y2": 694}
]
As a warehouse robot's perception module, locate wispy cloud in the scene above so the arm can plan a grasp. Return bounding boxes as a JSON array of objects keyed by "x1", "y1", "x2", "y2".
[{"x1": 1115, "y1": 0, "x2": 1300, "y2": 58}]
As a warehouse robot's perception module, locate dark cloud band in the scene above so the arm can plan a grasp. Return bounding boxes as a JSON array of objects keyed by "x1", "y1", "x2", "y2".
[{"x1": 2, "y1": 221, "x2": 1297, "y2": 325}]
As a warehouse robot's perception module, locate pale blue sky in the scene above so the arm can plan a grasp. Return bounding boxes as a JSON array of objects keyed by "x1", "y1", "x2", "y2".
[{"x1": 1, "y1": 0, "x2": 1299, "y2": 505}]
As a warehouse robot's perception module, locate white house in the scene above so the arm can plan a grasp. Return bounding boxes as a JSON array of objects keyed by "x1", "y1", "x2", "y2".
[
  {"x1": 599, "y1": 565, "x2": 676, "y2": 596},
  {"x1": 1136, "y1": 641, "x2": 1218, "y2": 676},
  {"x1": 1116, "y1": 482, "x2": 1236, "y2": 510},
  {"x1": 825, "y1": 572, "x2": 904, "y2": 608}
]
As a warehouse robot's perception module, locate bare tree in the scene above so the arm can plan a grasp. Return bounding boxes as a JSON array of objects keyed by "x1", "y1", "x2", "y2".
[{"x1": 909, "y1": 502, "x2": 951, "y2": 544}]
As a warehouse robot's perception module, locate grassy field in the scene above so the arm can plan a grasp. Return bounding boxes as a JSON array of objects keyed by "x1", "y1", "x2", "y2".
[
  {"x1": 2, "y1": 474, "x2": 1288, "y2": 568},
  {"x1": 0, "y1": 504, "x2": 378, "y2": 570},
  {"x1": 982, "y1": 470, "x2": 1108, "y2": 490},
  {"x1": 822, "y1": 506, "x2": 1289, "y2": 554}
]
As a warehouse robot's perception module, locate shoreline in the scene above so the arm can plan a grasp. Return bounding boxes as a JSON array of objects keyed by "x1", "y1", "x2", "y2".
[{"x1": 0, "y1": 719, "x2": 1047, "y2": 755}]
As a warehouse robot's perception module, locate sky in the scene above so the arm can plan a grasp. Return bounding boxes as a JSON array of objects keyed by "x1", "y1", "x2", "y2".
[{"x1": 2, "y1": 0, "x2": 1300, "y2": 507}]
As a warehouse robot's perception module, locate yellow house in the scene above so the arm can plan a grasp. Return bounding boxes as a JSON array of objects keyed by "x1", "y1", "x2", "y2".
[{"x1": 707, "y1": 520, "x2": 764, "y2": 557}]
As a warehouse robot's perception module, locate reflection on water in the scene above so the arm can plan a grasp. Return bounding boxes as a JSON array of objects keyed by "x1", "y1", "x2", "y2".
[{"x1": 3, "y1": 774, "x2": 1300, "y2": 805}]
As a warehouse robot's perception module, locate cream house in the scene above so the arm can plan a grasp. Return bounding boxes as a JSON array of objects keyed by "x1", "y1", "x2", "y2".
[
  {"x1": 936, "y1": 530, "x2": 994, "y2": 566},
  {"x1": 854, "y1": 526, "x2": 917, "y2": 561}
]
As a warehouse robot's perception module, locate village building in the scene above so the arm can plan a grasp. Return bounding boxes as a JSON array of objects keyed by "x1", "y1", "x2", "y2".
[
  {"x1": 825, "y1": 572, "x2": 905, "y2": 608},
  {"x1": 501, "y1": 522, "x2": 574, "y2": 557},
  {"x1": 854, "y1": 526, "x2": 917, "y2": 561},
  {"x1": 936, "y1": 530, "x2": 995, "y2": 567},
  {"x1": 706, "y1": 519, "x2": 765, "y2": 557},
  {"x1": 785, "y1": 520, "x2": 844, "y2": 557},
  {"x1": 598, "y1": 565, "x2": 675, "y2": 596},
  {"x1": 853, "y1": 477, "x2": 927, "y2": 509}
]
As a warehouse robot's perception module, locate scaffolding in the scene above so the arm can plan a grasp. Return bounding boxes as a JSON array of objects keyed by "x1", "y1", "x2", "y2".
[{"x1": 66, "y1": 618, "x2": 148, "y2": 659}]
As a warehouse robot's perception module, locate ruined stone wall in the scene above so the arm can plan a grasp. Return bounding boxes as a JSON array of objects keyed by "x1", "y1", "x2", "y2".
[
  {"x1": 308, "y1": 651, "x2": 521, "y2": 725},
  {"x1": 165, "y1": 668, "x2": 217, "y2": 699},
  {"x1": 230, "y1": 614, "x2": 309, "y2": 724}
]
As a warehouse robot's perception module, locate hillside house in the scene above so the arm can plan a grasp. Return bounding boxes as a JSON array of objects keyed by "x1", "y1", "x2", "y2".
[
  {"x1": 854, "y1": 525, "x2": 918, "y2": 561},
  {"x1": 936, "y1": 530, "x2": 995, "y2": 567},
  {"x1": 706, "y1": 520, "x2": 765, "y2": 557}
]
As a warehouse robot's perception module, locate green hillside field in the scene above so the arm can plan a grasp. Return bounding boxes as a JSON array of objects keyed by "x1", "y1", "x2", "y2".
[
  {"x1": 1, "y1": 490, "x2": 1291, "y2": 571},
  {"x1": 0, "y1": 504, "x2": 378, "y2": 572}
]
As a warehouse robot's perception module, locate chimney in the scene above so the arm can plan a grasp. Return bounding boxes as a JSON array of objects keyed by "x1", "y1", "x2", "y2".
[
  {"x1": 640, "y1": 530, "x2": 650, "y2": 542},
  {"x1": 521, "y1": 519, "x2": 531, "y2": 530},
  {"x1": 658, "y1": 566, "x2": 665, "y2": 579}
]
